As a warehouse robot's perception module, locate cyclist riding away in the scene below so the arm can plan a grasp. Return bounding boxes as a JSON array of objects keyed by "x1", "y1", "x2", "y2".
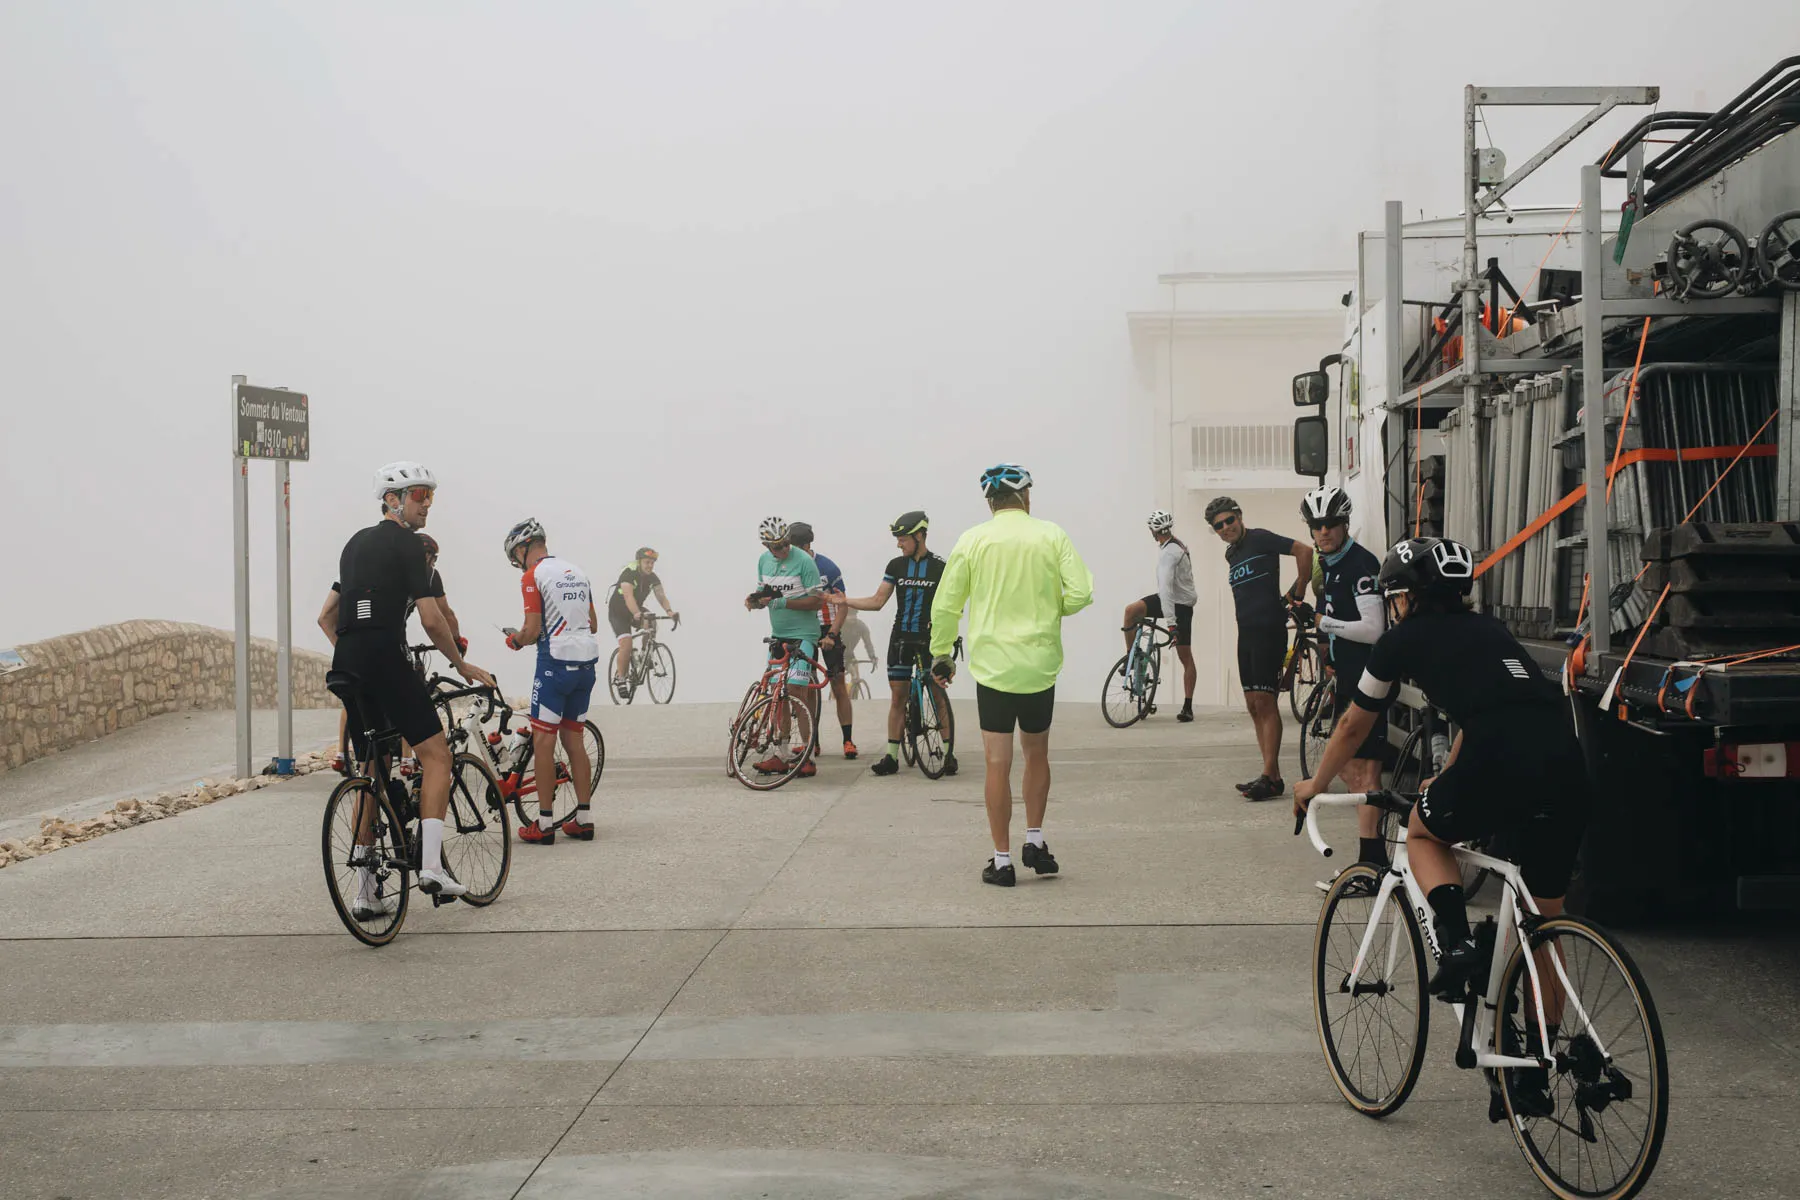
[
  {"x1": 1294, "y1": 537, "x2": 1590, "y2": 1007},
  {"x1": 501, "y1": 519, "x2": 601, "y2": 845},
  {"x1": 787, "y1": 522, "x2": 856, "y2": 759},
  {"x1": 1301, "y1": 486, "x2": 1389, "y2": 872},
  {"x1": 1120, "y1": 510, "x2": 1198, "y2": 721},
  {"x1": 931, "y1": 465, "x2": 1093, "y2": 887},
  {"x1": 328, "y1": 462, "x2": 496, "y2": 908},
  {"x1": 609, "y1": 546, "x2": 678, "y2": 699},
  {"x1": 744, "y1": 517, "x2": 826, "y2": 778},
  {"x1": 1206, "y1": 495, "x2": 1314, "y2": 802},
  {"x1": 836, "y1": 510, "x2": 956, "y2": 778}
]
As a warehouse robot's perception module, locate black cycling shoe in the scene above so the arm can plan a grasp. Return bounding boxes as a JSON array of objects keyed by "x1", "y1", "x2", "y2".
[
  {"x1": 982, "y1": 859, "x2": 1016, "y2": 887},
  {"x1": 1336, "y1": 872, "x2": 1379, "y2": 898},
  {"x1": 1243, "y1": 775, "x2": 1285, "y2": 802},
  {"x1": 1427, "y1": 936, "x2": 1484, "y2": 1000},
  {"x1": 942, "y1": 753, "x2": 959, "y2": 777},
  {"x1": 1176, "y1": 707, "x2": 1194, "y2": 723},
  {"x1": 869, "y1": 755, "x2": 901, "y2": 776},
  {"x1": 1506, "y1": 1065, "x2": 1557, "y2": 1118},
  {"x1": 1235, "y1": 775, "x2": 1263, "y2": 795},
  {"x1": 1020, "y1": 841, "x2": 1059, "y2": 875}
]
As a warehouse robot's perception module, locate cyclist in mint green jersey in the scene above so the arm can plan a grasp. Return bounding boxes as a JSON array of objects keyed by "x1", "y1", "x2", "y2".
[{"x1": 744, "y1": 516, "x2": 826, "y2": 777}]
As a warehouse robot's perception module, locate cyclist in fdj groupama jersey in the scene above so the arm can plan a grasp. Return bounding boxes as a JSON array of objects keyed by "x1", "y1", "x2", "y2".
[
  {"x1": 744, "y1": 517, "x2": 826, "y2": 778},
  {"x1": 501, "y1": 519, "x2": 601, "y2": 845}
]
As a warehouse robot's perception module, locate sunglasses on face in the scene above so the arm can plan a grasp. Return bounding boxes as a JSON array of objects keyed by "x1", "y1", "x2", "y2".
[
  {"x1": 405, "y1": 487, "x2": 433, "y2": 503},
  {"x1": 1309, "y1": 519, "x2": 1347, "y2": 532},
  {"x1": 1211, "y1": 515, "x2": 1238, "y2": 531}
]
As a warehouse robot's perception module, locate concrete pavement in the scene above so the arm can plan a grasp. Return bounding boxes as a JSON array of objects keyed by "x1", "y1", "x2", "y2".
[{"x1": 1, "y1": 698, "x2": 1795, "y2": 1198}]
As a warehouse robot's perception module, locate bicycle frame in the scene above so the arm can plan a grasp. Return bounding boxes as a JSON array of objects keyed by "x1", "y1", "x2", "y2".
[
  {"x1": 1303, "y1": 792, "x2": 1608, "y2": 1074},
  {"x1": 1125, "y1": 620, "x2": 1170, "y2": 696},
  {"x1": 430, "y1": 678, "x2": 561, "y2": 801}
]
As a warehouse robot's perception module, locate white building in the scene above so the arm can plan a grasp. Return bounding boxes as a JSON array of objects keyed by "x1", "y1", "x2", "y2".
[{"x1": 1126, "y1": 271, "x2": 1353, "y2": 705}]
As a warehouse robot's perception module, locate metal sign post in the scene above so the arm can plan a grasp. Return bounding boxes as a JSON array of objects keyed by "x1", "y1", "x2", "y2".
[{"x1": 231, "y1": 380, "x2": 310, "y2": 778}]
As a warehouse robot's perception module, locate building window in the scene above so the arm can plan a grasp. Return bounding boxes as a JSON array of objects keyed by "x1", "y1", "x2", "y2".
[{"x1": 1191, "y1": 424, "x2": 1292, "y2": 470}]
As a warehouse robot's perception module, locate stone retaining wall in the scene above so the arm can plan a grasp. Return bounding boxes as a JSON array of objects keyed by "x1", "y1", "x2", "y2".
[{"x1": 0, "y1": 620, "x2": 334, "y2": 773}]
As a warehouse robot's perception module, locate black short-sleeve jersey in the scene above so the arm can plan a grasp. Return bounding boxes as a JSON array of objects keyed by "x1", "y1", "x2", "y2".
[
  {"x1": 1225, "y1": 527, "x2": 1295, "y2": 629},
  {"x1": 1352, "y1": 610, "x2": 1562, "y2": 737},
  {"x1": 1320, "y1": 541, "x2": 1382, "y2": 676},
  {"x1": 609, "y1": 566, "x2": 661, "y2": 610},
  {"x1": 884, "y1": 552, "x2": 946, "y2": 637},
  {"x1": 334, "y1": 521, "x2": 435, "y2": 640}
]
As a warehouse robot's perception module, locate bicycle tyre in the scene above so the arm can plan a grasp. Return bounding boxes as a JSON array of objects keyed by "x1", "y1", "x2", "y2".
[
  {"x1": 902, "y1": 683, "x2": 921, "y2": 766},
  {"x1": 911, "y1": 680, "x2": 955, "y2": 779},
  {"x1": 1101, "y1": 652, "x2": 1143, "y2": 728},
  {"x1": 731, "y1": 693, "x2": 813, "y2": 791},
  {"x1": 321, "y1": 778, "x2": 410, "y2": 947},
  {"x1": 1139, "y1": 646, "x2": 1162, "y2": 720},
  {"x1": 508, "y1": 741, "x2": 581, "y2": 830},
  {"x1": 553, "y1": 720, "x2": 605, "y2": 800},
  {"x1": 1287, "y1": 639, "x2": 1320, "y2": 722},
  {"x1": 1298, "y1": 677, "x2": 1337, "y2": 780},
  {"x1": 647, "y1": 643, "x2": 677, "y2": 704},
  {"x1": 443, "y1": 752, "x2": 511, "y2": 906},
  {"x1": 1313, "y1": 863, "x2": 1429, "y2": 1117},
  {"x1": 1495, "y1": 915, "x2": 1669, "y2": 1200}
]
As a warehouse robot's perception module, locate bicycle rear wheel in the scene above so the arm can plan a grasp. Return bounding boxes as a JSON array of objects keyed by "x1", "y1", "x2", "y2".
[
  {"x1": 1138, "y1": 647, "x2": 1162, "y2": 720},
  {"x1": 910, "y1": 682, "x2": 955, "y2": 779},
  {"x1": 554, "y1": 720, "x2": 605, "y2": 800},
  {"x1": 1313, "y1": 863, "x2": 1429, "y2": 1116},
  {"x1": 508, "y1": 743, "x2": 581, "y2": 830},
  {"x1": 321, "y1": 779, "x2": 410, "y2": 946},
  {"x1": 730, "y1": 693, "x2": 813, "y2": 790},
  {"x1": 444, "y1": 752, "x2": 510, "y2": 905},
  {"x1": 1101, "y1": 652, "x2": 1143, "y2": 728},
  {"x1": 1298, "y1": 677, "x2": 1337, "y2": 780},
  {"x1": 647, "y1": 643, "x2": 677, "y2": 704},
  {"x1": 1287, "y1": 639, "x2": 1320, "y2": 722}
]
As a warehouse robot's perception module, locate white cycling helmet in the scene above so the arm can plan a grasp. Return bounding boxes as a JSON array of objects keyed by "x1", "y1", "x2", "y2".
[
  {"x1": 373, "y1": 461, "x2": 437, "y2": 501},
  {"x1": 1147, "y1": 510, "x2": 1174, "y2": 534},
  {"x1": 503, "y1": 517, "x2": 545, "y2": 567},
  {"x1": 758, "y1": 516, "x2": 790, "y2": 544},
  {"x1": 1300, "y1": 485, "x2": 1352, "y2": 525}
]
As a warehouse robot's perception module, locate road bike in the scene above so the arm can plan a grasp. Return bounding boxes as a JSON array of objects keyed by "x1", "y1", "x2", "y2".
[
  {"x1": 1300, "y1": 790, "x2": 1668, "y2": 1200},
  {"x1": 613, "y1": 613, "x2": 678, "y2": 705},
  {"x1": 1297, "y1": 671, "x2": 1337, "y2": 779},
  {"x1": 1102, "y1": 617, "x2": 1170, "y2": 728},
  {"x1": 1280, "y1": 601, "x2": 1324, "y2": 722},
  {"x1": 728, "y1": 637, "x2": 829, "y2": 790},
  {"x1": 895, "y1": 637, "x2": 959, "y2": 779},
  {"x1": 426, "y1": 663, "x2": 605, "y2": 831},
  {"x1": 321, "y1": 673, "x2": 512, "y2": 947}
]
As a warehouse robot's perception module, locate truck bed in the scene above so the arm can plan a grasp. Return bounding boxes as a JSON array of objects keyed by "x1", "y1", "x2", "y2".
[{"x1": 1520, "y1": 637, "x2": 1800, "y2": 727}]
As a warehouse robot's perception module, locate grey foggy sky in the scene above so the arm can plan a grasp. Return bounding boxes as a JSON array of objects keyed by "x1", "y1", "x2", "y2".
[{"x1": 2, "y1": 1, "x2": 1792, "y2": 701}]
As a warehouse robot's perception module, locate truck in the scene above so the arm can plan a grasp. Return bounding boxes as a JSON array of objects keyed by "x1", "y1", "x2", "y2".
[{"x1": 1292, "y1": 61, "x2": 1800, "y2": 921}]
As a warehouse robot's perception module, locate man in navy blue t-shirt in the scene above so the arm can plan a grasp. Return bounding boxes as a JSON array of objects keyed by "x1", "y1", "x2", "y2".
[{"x1": 789, "y1": 523, "x2": 857, "y2": 759}]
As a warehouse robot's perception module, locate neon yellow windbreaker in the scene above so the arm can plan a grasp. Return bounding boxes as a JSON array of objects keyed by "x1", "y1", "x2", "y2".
[{"x1": 929, "y1": 508, "x2": 1094, "y2": 694}]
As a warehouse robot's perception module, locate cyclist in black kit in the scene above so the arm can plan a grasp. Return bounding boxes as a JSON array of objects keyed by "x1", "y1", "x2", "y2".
[
  {"x1": 1295, "y1": 537, "x2": 1589, "y2": 1003},
  {"x1": 330, "y1": 462, "x2": 496, "y2": 903}
]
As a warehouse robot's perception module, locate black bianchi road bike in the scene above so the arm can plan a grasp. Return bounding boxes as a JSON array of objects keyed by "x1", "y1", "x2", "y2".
[
  {"x1": 1301, "y1": 790, "x2": 1668, "y2": 1200},
  {"x1": 321, "y1": 672, "x2": 512, "y2": 946},
  {"x1": 614, "y1": 613, "x2": 678, "y2": 704},
  {"x1": 1102, "y1": 617, "x2": 1171, "y2": 728}
]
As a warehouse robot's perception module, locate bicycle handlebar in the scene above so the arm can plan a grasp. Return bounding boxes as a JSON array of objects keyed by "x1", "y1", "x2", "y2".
[{"x1": 1297, "y1": 789, "x2": 1420, "y2": 856}]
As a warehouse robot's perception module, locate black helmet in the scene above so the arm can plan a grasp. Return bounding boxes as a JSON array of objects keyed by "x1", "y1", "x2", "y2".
[
  {"x1": 787, "y1": 521, "x2": 814, "y2": 547},
  {"x1": 1378, "y1": 537, "x2": 1475, "y2": 601},
  {"x1": 889, "y1": 510, "x2": 929, "y2": 537},
  {"x1": 1204, "y1": 495, "x2": 1241, "y2": 522},
  {"x1": 1300, "y1": 486, "x2": 1352, "y2": 525}
]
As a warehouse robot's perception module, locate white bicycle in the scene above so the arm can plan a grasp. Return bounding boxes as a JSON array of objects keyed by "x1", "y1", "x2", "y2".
[{"x1": 1300, "y1": 790, "x2": 1668, "y2": 1200}]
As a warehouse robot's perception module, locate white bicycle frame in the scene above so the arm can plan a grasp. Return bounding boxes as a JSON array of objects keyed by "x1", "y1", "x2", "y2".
[{"x1": 1304, "y1": 792, "x2": 1608, "y2": 1074}]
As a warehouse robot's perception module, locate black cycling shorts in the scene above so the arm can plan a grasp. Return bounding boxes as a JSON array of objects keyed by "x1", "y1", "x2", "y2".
[
  {"x1": 1330, "y1": 675, "x2": 1388, "y2": 762},
  {"x1": 1414, "y1": 719, "x2": 1589, "y2": 898},
  {"x1": 607, "y1": 600, "x2": 637, "y2": 640},
  {"x1": 887, "y1": 634, "x2": 930, "y2": 683},
  {"x1": 977, "y1": 683, "x2": 1055, "y2": 735},
  {"x1": 820, "y1": 636, "x2": 846, "y2": 679},
  {"x1": 1237, "y1": 625, "x2": 1286, "y2": 694},
  {"x1": 331, "y1": 635, "x2": 444, "y2": 758},
  {"x1": 1141, "y1": 595, "x2": 1194, "y2": 647}
]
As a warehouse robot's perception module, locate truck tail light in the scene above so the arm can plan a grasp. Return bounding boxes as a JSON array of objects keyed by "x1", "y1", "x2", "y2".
[{"x1": 1703, "y1": 742, "x2": 1799, "y2": 780}]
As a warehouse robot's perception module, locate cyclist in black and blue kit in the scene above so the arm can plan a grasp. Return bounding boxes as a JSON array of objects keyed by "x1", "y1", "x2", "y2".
[{"x1": 837, "y1": 510, "x2": 957, "y2": 778}]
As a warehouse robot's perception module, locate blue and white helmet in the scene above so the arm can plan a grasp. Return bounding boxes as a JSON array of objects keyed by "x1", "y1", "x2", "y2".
[{"x1": 979, "y1": 463, "x2": 1033, "y2": 497}]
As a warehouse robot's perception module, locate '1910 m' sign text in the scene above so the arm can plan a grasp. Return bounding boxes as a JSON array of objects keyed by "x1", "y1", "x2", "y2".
[{"x1": 236, "y1": 385, "x2": 309, "y2": 461}]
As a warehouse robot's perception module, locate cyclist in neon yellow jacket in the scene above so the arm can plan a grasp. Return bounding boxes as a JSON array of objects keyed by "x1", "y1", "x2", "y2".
[{"x1": 929, "y1": 463, "x2": 1094, "y2": 888}]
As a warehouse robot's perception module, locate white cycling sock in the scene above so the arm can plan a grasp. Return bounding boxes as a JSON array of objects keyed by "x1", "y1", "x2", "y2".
[
  {"x1": 421, "y1": 817, "x2": 445, "y2": 873},
  {"x1": 1026, "y1": 828, "x2": 1045, "y2": 848},
  {"x1": 992, "y1": 850, "x2": 1012, "y2": 869},
  {"x1": 356, "y1": 867, "x2": 376, "y2": 904},
  {"x1": 539, "y1": 810, "x2": 556, "y2": 830}
]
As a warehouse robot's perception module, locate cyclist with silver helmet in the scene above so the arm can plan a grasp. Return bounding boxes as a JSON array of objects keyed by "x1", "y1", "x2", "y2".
[
  {"x1": 329, "y1": 463, "x2": 496, "y2": 906},
  {"x1": 1301, "y1": 486, "x2": 1390, "y2": 869},
  {"x1": 1205, "y1": 495, "x2": 1314, "y2": 802},
  {"x1": 1296, "y1": 537, "x2": 1589, "y2": 1014},
  {"x1": 836, "y1": 510, "x2": 956, "y2": 777},
  {"x1": 931, "y1": 465, "x2": 1093, "y2": 887},
  {"x1": 1120, "y1": 510, "x2": 1198, "y2": 721},
  {"x1": 500, "y1": 519, "x2": 601, "y2": 843},
  {"x1": 745, "y1": 517, "x2": 826, "y2": 778},
  {"x1": 608, "y1": 547, "x2": 678, "y2": 699}
]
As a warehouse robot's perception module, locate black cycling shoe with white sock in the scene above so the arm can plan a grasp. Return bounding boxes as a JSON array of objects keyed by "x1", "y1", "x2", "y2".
[
  {"x1": 982, "y1": 859, "x2": 1016, "y2": 887},
  {"x1": 1020, "y1": 841, "x2": 1058, "y2": 875}
]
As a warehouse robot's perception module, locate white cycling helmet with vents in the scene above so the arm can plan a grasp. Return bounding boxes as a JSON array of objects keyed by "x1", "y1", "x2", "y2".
[
  {"x1": 758, "y1": 516, "x2": 790, "y2": 544},
  {"x1": 1147, "y1": 510, "x2": 1174, "y2": 533}
]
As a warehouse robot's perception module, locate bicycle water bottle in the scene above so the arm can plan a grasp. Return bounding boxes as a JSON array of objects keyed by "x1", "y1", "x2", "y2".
[{"x1": 1430, "y1": 732, "x2": 1451, "y2": 773}]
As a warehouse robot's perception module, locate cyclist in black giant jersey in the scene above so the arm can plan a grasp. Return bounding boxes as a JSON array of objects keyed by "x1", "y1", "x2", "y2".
[
  {"x1": 1295, "y1": 537, "x2": 1589, "y2": 1002},
  {"x1": 835, "y1": 510, "x2": 957, "y2": 778},
  {"x1": 1301, "y1": 486, "x2": 1389, "y2": 873},
  {"x1": 329, "y1": 462, "x2": 496, "y2": 904}
]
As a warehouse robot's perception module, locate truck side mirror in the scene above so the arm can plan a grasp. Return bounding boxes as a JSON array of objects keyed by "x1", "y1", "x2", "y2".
[
  {"x1": 1292, "y1": 370, "x2": 1329, "y2": 407},
  {"x1": 1294, "y1": 415, "x2": 1329, "y2": 478}
]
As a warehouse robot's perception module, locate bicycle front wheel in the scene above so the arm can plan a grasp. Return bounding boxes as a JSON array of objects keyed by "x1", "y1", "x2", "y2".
[
  {"x1": 321, "y1": 778, "x2": 410, "y2": 946},
  {"x1": 911, "y1": 682, "x2": 955, "y2": 779},
  {"x1": 444, "y1": 752, "x2": 510, "y2": 906},
  {"x1": 552, "y1": 720, "x2": 605, "y2": 801},
  {"x1": 1101, "y1": 652, "x2": 1143, "y2": 728},
  {"x1": 1314, "y1": 863, "x2": 1429, "y2": 1116},
  {"x1": 1298, "y1": 678, "x2": 1337, "y2": 780},
  {"x1": 730, "y1": 693, "x2": 813, "y2": 791},
  {"x1": 1139, "y1": 647, "x2": 1162, "y2": 720},
  {"x1": 1287, "y1": 640, "x2": 1319, "y2": 721},
  {"x1": 647, "y1": 643, "x2": 677, "y2": 704},
  {"x1": 1495, "y1": 915, "x2": 1669, "y2": 1200}
]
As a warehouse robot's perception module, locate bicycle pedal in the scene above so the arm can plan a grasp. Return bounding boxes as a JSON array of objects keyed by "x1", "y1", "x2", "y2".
[
  {"x1": 1488, "y1": 1089, "x2": 1508, "y2": 1124},
  {"x1": 430, "y1": 891, "x2": 456, "y2": 908}
]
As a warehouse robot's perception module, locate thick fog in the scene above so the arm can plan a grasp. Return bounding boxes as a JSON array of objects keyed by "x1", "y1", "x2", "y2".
[{"x1": 2, "y1": 1, "x2": 1790, "y2": 702}]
